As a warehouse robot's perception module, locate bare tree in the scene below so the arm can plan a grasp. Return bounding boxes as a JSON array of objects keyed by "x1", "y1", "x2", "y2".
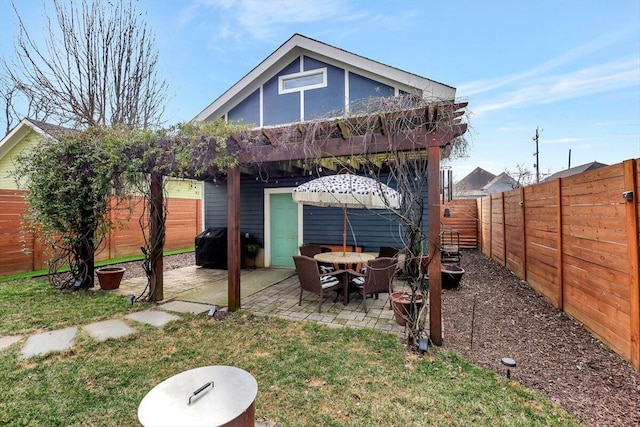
[
  {"x1": 507, "y1": 163, "x2": 534, "y2": 188},
  {"x1": 3, "y1": 0, "x2": 167, "y2": 129},
  {"x1": 0, "y1": 72, "x2": 55, "y2": 135}
]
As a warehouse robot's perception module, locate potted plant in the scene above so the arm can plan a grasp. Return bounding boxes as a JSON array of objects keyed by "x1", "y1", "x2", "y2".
[
  {"x1": 245, "y1": 243, "x2": 260, "y2": 257},
  {"x1": 441, "y1": 264, "x2": 465, "y2": 289},
  {"x1": 95, "y1": 266, "x2": 126, "y2": 290},
  {"x1": 389, "y1": 291, "x2": 425, "y2": 326}
]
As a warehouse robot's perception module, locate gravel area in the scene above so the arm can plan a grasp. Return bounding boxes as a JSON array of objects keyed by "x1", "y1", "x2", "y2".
[{"x1": 111, "y1": 250, "x2": 639, "y2": 426}]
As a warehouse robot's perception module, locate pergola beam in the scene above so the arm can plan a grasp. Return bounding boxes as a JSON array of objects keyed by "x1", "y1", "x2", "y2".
[
  {"x1": 151, "y1": 101, "x2": 467, "y2": 337},
  {"x1": 236, "y1": 124, "x2": 466, "y2": 164}
]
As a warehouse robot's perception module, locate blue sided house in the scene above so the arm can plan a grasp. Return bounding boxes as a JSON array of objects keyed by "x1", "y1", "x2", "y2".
[{"x1": 193, "y1": 34, "x2": 459, "y2": 268}]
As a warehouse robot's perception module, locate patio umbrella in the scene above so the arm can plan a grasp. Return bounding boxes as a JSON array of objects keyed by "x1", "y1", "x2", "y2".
[{"x1": 293, "y1": 174, "x2": 401, "y2": 255}]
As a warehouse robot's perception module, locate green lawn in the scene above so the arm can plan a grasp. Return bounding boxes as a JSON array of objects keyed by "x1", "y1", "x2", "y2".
[
  {"x1": 0, "y1": 279, "x2": 580, "y2": 426},
  {"x1": 0, "y1": 278, "x2": 147, "y2": 335}
]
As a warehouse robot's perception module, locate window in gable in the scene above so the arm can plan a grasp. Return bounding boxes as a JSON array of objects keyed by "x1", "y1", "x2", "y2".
[{"x1": 279, "y1": 68, "x2": 327, "y2": 94}]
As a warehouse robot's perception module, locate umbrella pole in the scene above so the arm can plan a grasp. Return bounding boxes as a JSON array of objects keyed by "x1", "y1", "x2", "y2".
[{"x1": 343, "y1": 205, "x2": 347, "y2": 256}]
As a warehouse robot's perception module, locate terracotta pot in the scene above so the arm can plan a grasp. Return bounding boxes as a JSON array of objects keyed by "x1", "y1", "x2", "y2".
[
  {"x1": 96, "y1": 266, "x2": 126, "y2": 290},
  {"x1": 389, "y1": 291, "x2": 424, "y2": 326}
]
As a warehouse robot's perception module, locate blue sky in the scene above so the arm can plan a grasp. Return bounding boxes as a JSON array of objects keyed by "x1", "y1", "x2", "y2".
[{"x1": 1, "y1": 0, "x2": 639, "y2": 180}]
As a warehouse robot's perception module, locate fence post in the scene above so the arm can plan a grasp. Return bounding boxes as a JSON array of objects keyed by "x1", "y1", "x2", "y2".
[
  {"x1": 108, "y1": 198, "x2": 116, "y2": 259},
  {"x1": 623, "y1": 159, "x2": 639, "y2": 370},
  {"x1": 520, "y1": 186, "x2": 527, "y2": 282},
  {"x1": 501, "y1": 192, "x2": 507, "y2": 266},
  {"x1": 489, "y1": 195, "x2": 493, "y2": 259},
  {"x1": 477, "y1": 198, "x2": 483, "y2": 252},
  {"x1": 32, "y1": 227, "x2": 43, "y2": 271},
  {"x1": 557, "y1": 178, "x2": 564, "y2": 310},
  {"x1": 196, "y1": 198, "x2": 202, "y2": 237}
]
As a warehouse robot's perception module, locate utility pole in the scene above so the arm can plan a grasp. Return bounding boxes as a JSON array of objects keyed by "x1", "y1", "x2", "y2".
[{"x1": 533, "y1": 126, "x2": 541, "y2": 183}]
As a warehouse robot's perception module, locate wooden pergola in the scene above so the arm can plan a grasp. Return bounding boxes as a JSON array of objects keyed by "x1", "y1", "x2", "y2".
[{"x1": 148, "y1": 101, "x2": 467, "y2": 345}]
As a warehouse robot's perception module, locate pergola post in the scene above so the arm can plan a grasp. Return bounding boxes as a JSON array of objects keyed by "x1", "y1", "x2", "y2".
[
  {"x1": 427, "y1": 144, "x2": 443, "y2": 346},
  {"x1": 150, "y1": 172, "x2": 164, "y2": 302},
  {"x1": 227, "y1": 166, "x2": 241, "y2": 311}
]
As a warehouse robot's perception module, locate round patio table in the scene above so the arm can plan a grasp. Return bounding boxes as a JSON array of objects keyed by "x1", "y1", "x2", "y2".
[
  {"x1": 314, "y1": 251, "x2": 375, "y2": 268},
  {"x1": 138, "y1": 365, "x2": 257, "y2": 427}
]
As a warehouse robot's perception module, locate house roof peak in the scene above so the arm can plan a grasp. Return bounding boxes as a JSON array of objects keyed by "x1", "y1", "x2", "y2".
[{"x1": 193, "y1": 33, "x2": 456, "y2": 123}]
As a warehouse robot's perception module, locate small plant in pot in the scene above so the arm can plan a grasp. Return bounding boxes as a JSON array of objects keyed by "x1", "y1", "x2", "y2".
[{"x1": 245, "y1": 243, "x2": 260, "y2": 257}]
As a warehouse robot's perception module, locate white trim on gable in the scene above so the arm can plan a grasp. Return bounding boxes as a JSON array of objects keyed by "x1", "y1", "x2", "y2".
[
  {"x1": 0, "y1": 119, "x2": 52, "y2": 161},
  {"x1": 259, "y1": 86, "x2": 264, "y2": 127},
  {"x1": 193, "y1": 34, "x2": 456, "y2": 123},
  {"x1": 278, "y1": 68, "x2": 328, "y2": 94}
]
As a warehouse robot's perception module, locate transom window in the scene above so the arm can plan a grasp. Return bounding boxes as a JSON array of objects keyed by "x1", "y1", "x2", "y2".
[{"x1": 278, "y1": 68, "x2": 327, "y2": 94}]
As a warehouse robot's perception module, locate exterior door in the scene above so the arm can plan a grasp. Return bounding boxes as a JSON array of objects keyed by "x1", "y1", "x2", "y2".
[{"x1": 270, "y1": 193, "x2": 298, "y2": 267}]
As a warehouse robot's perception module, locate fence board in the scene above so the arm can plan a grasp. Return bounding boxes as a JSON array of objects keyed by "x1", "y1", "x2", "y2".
[
  {"x1": 441, "y1": 199, "x2": 478, "y2": 248},
  {"x1": 504, "y1": 190, "x2": 525, "y2": 277},
  {"x1": 0, "y1": 191, "x2": 200, "y2": 276},
  {"x1": 479, "y1": 159, "x2": 640, "y2": 370}
]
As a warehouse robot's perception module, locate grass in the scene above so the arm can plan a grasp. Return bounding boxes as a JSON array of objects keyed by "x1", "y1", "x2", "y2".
[
  {"x1": 0, "y1": 279, "x2": 581, "y2": 426},
  {"x1": 0, "y1": 278, "x2": 148, "y2": 335}
]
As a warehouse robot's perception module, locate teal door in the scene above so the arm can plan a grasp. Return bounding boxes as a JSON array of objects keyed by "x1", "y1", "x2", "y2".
[{"x1": 270, "y1": 193, "x2": 298, "y2": 267}]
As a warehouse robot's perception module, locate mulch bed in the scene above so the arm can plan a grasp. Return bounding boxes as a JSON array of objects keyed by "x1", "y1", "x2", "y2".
[
  {"x1": 442, "y1": 250, "x2": 639, "y2": 427},
  {"x1": 117, "y1": 250, "x2": 639, "y2": 426}
]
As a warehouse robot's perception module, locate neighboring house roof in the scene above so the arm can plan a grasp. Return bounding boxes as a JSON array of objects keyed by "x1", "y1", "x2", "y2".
[
  {"x1": 454, "y1": 167, "x2": 496, "y2": 197},
  {"x1": 544, "y1": 161, "x2": 608, "y2": 181},
  {"x1": 482, "y1": 172, "x2": 518, "y2": 194},
  {"x1": 194, "y1": 33, "x2": 456, "y2": 124},
  {"x1": 0, "y1": 118, "x2": 63, "y2": 161},
  {"x1": 0, "y1": 118, "x2": 203, "y2": 198},
  {"x1": 457, "y1": 167, "x2": 496, "y2": 190}
]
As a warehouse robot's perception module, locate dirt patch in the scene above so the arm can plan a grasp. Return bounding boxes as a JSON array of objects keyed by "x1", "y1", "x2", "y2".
[{"x1": 95, "y1": 252, "x2": 195, "y2": 285}]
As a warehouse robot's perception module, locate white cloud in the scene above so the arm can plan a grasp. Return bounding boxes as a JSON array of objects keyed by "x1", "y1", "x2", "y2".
[
  {"x1": 458, "y1": 26, "x2": 636, "y2": 97},
  {"x1": 471, "y1": 56, "x2": 640, "y2": 117},
  {"x1": 181, "y1": 0, "x2": 359, "y2": 43}
]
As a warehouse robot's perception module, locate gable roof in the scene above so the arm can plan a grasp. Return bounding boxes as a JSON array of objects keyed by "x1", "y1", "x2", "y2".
[
  {"x1": 455, "y1": 167, "x2": 496, "y2": 191},
  {"x1": 0, "y1": 118, "x2": 64, "y2": 161},
  {"x1": 544, "y1": 161, "x2": 608, "y2": 181},
  {"x1": 194, "y1": 33, "x2": 456, "y2": 122},
  {"x1": 482, "y1": 172, "x2": 518, "y2": 193}
]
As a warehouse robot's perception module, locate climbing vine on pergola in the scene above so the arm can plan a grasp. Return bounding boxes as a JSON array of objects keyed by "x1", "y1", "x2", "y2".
[{"x1": 17, "y1": 95, "x2": 467, "y2": 347}]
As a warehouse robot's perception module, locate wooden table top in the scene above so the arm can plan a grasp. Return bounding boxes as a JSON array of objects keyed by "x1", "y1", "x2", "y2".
[{"x1": 314, "y1": 252, "x2": 376, "y2": 264}]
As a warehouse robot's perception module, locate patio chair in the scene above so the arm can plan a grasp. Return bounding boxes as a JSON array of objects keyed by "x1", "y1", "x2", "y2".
[
  {"x1": 378, "y1": 246, "x2": 400, "y2": 258},
  {"x1": 360, "y1": 246, "x2": 400, "y2": 275},
  {"x1": 348, "y1": 257, "x2": 398, "y2": 313},
  {"x1": 293, "y1": 255, "x2": 347, "y2": 313},
  {"x1": 299, "y1": 245, "x2": 335, "y2": 273}
]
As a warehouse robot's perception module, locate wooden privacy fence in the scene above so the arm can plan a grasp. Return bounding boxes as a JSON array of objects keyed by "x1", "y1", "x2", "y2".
[
  {"x1": 441, "y1": 198, "x2": 479, "y2": 249},
  {"x1": 478, "y1": 159, "x2": 640, "y2": 370},
  {"x1": 0, "y1": 190, "x2": 202, "y2": 276}
]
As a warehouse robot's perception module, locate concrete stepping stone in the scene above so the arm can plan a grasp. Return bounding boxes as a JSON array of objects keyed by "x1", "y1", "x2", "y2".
[
  {"x1": 0, "y1": 335, "x2": 23, "y2": 351},
  {"x1": 126, "y1": 310, "x2": 180, "y2": 327},
  {"x1": 83, "y1": 319, "x2": 135, "y2": 342},
  {"x1": 20, "y1": 327, "x2": 78, "y2": 359},
  {"x1": 158, "y1": 301, "x2": 212, "y2": 314}
]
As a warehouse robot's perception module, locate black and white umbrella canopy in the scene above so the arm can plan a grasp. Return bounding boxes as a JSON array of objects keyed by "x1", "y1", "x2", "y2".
[
  {"x1": 293, "y1": 174, "x2": 401, "y2": 209},
  {"x1": 293, "y1": 174, "x2": 400, "y2": 254}
]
